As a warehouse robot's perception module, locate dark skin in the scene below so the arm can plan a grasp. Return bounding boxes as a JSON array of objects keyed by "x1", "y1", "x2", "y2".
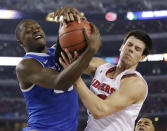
[
  {"x1": 17, "y1": 21, "x2": 47, "y2": 53},
  {"x1": 16, "y1": 19, "x2": 102, "y2": 91}
]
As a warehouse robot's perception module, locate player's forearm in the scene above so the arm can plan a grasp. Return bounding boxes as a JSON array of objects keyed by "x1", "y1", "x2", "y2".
[
  {"x1": 83, "y1": 57, "x2": 107, "y2": 76},
  {"x1": 74, "y1": 78, "x2": 108, "y2": 119},
  {"x1": 54, "y1": 48, "x2": 96, "y2": 90}
]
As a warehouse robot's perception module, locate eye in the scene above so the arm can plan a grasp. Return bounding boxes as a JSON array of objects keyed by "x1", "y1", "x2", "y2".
[
  {"x1": 25, "y1": 28, "x2": 31, "y2": 33},
  {"x1": 127, "y1": 42, "x2": 133, "y2": 46},
  {"x1": 144, "y1": 122, "x2": 150, "y2": 126},
  {"x1": 135, "y1": 47, "x2": 142, "y2": 52},
  {"x1": 137, "y1": 122, "x2": 141, "y2": 125}
]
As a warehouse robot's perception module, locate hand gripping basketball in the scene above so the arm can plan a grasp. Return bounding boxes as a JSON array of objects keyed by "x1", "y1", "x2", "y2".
[{"x1": 59, "y1": 19, "x2": 91, "y2": 54}]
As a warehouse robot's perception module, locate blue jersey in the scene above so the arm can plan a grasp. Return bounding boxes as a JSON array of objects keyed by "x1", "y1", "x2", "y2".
[{"x1": 21, "y1": 48, "x2": 79, "y2": 131}]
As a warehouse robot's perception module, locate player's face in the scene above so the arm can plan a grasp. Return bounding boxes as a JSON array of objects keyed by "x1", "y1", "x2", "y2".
[
  {"x1": 119, "y1": 36, "x2": 146, "y2": 68},
  {"x1": 19, "y1": 21, "x2": 46, "y2": 52},
  {"x1": 135, "y1": 118, "x2": 155, "y2": 131}
]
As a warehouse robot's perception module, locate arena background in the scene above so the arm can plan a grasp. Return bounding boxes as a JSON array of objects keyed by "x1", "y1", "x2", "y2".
[{"x1": 0, "y1": 0, "x2": 167, "y2": 131}]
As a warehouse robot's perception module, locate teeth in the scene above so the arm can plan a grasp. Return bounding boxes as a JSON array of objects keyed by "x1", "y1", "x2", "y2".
[{"x1": 35, "y1": 35, "x2": 42, "y2": 39}]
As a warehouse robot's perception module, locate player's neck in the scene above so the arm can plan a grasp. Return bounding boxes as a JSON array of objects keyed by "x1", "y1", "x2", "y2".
[
  {"x1": 26, "y1": 47, "x2": 48, "y2": 53},
  {"x1": 116, "y1": 62, "x2": 137, "y2": 74}
]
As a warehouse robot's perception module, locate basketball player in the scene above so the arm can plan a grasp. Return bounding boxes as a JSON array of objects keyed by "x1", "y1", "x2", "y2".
[
  {"x1": 60, "y1": 30, "x2": 152, "y2": 131},
  {"x1": 15, "y1": 9, "x2": 101, "y2": 131},
  {"x1": 135, "y1": 117, "x2": 155, "y2": 131}
]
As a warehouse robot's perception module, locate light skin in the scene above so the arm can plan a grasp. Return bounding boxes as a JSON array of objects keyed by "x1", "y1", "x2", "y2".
[
  {"x1": 60, "y1": 36, "x2": 147, "y2": 119},
  {"x1": 135, "y1": 118, "x2": 155, "y2": 131},
  {"x1": 16, "y1": 9, "x2": 101, "y2": 92}
]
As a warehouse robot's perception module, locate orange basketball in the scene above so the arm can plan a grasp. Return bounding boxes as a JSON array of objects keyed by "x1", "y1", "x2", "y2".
[{"x1": 59, "y1": 19, "x2": 91, "y2": 53}]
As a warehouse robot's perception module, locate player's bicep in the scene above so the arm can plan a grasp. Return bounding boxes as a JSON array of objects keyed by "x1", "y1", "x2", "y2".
[
  {"x1": 83, "y1": 57, "x2": 106, "y2": 76},
  {"x1": 105, "y1": 77, "x2": 146, "y2": 113},
  {"x1": 16, "y1": 59, "x2": 43, "y2": 83},
  {"x1": 16, "y1": 59, "x2": 59, "y2": 89}
]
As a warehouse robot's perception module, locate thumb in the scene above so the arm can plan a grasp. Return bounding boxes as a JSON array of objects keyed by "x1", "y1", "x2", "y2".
[
  {"x1": 83, "y1": 27, "x2": 89, "y2": 42},
  {"x1": 89, "y1": 22, "x2": 98, "y2": 34}
]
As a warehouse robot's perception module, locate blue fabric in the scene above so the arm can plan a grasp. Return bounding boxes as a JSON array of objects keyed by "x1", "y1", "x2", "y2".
[{"x1": 22, "y1": 48, "x2": 79, "y2": 131}]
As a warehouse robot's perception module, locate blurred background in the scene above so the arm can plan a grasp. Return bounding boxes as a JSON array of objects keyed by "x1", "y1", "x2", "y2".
[{"x1": 0, "y1": 0, "x2": 167, "y2": 131}]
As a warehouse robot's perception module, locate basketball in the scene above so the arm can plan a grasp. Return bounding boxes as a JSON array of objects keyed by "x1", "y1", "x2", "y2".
[{"x1": 59, "y1": 19, "x2": 91, "y2": 53}]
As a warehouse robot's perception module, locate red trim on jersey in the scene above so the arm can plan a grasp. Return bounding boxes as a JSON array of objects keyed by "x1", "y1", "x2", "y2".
[
  {"x1": 97, "y1": 94, "x2": 107, "y2": 100},
  {"x1": 121, "y1": 73, "x2": 137, "y2": 80},
  {"x1": 105, "y1": 66, "x2": 116, "y2": 79}
]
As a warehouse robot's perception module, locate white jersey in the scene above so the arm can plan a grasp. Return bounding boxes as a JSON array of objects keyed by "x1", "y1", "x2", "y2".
[{"x1": 85, "y1": 63, "x2": 148, "y2": 131}]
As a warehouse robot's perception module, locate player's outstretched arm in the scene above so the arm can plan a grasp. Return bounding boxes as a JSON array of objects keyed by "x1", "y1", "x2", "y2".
[
  {"x1": 16, "y1": 23, "x2": 101, "y2": 91},
  {"x1": 83, "y1": 57, "x2": 107, "y2": 76},
  {"x1": 56, "y1": 23, "x2": 101, "y2": 90},
  {"x1": 74, "y1": 76, "x2": 146, "y2": 119}
]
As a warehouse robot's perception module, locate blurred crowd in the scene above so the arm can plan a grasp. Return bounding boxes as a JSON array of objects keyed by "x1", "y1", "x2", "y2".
[
  {"x1": 0, "y1": 80, "x2": 166, "y2": 117},
  {"x1": 0, "y1": 79, "x2": 167, "y2": 130}
]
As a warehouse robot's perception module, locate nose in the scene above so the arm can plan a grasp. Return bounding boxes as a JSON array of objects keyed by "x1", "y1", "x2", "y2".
[
  {"x1": 128, "y1": 46, "x2": 134, "y2": 53},
  {"x1": 139, "y1": 123, "x2": 145, "y2": 127}
]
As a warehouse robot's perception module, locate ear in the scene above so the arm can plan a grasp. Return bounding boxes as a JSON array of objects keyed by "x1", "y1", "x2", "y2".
[
  {"x1": 17, "y1": 40, "x2": 23, "y2": 47},
  {"x1": 140, "y1": 55, "x2": 146, "y2": 62}
]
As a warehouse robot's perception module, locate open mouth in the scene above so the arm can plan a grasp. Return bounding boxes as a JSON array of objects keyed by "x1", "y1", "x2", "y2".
[
  {"x1": 138, "y1": 127, "x2": 144, "y2": 131},
  {"x1": 33, "y1": 34, "x2": 44, "y2": 40}
]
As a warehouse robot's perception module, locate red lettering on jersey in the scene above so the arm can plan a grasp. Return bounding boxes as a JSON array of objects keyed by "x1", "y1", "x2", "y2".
[
  {"x1": 110, "y1": 88, "x2": 116, "y2": 94},
  {"x1": 92, "y1": 79, "x2": 101, "y2": 88},
  {"x1": 105, "y1": 85, "x2": 110, "y2": 94},
  {"x1": 91, "y1": 79, "x2": 116, "y2": 94},
  {"x1": 97, "y1": 94, "x2": 107, "y2": 100},
  {"x1": 91, "y1": 79, "x2": 96, "y2": 85},
  {"x1": 99, "y1": 83, "x2": 105, "y2": 91}
]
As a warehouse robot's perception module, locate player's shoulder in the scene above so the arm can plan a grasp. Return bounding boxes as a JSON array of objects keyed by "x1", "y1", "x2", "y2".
[
  {"x1": 97, "y1": 61, "x2": 114, "y2": 70},
  {"x1": 16, "y1": 58, "x2": 43, "y2": 73},
  {"x1": 122, "y1": 73, "x2": 146, "y2": 88}
]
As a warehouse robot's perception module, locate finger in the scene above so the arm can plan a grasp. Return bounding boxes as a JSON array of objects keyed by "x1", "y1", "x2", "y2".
[
  {"x1": 66, "y1": 7, "x2": 71, "y2": 14},
  {"x1": 74, "y1": 51, "x2": 79, "y2": 59},
  {"x1": 64, "y1": 48, "x2": 73, "y2": 63},
  {"x1": 83, "y1": 28, "x2": 89, "y2": 41},
  {"x1": 71, "y1": 8, "x2": 81, "y2": 17},
  {"x1": 89, "y1": 22, "x2": 99, "y2": 35},
  {"x1": 82, "y1": 16, "x2": 87, "y2": 21},
  {"x1": 76, "y1": 15, "x2": 81, "y2": 23},
  {"x1": 53, "y1": 15, "x2": 58, "y2": 22},
  {"x1": 59, "y1": 57, "x2": 67, "y2": 68},
  {"x1": 59, "y1": 17, "x2": 67, "y2": 27},
  {"x1": 61, "y1": 51, "x2": 70, "y2": 65},
  {"x1": 57, "y1": 9, "x2": 64, "y2": 21},
  {"x1": 69, "y1": 13, "x2": 75, "y2": 21},
  {"x1": 59, "y1": 16, "x2": 64, "y2": 22},
  {"x1": 65, "y1": 14, "x2": 70, "y2": 22}
]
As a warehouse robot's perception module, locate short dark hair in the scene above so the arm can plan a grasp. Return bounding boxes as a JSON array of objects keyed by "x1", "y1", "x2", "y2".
[
  {"x1": 123, "y1": 30, "x2": 152, "y2": 56},
  {"x1": 136, "y1": 116, "x2": 156, "y2": 131},
  {"x1": 15, "y1": 19, "x2": 37, "y2": 40}
]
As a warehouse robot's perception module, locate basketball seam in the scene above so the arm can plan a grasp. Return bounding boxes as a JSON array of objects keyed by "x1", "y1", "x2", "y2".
[
  {"x1": 59, "y1": 28, "x2": 84, "y2": 38},
  {"x1": 59, "y1": 28, "x2": 91, "y2": 38},
  {"x1": 61, "y1": 40, "x2": 85, "y2": 48}
]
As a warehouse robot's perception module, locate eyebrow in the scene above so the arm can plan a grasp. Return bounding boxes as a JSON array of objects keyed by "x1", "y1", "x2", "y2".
[
  {"x1": 135, "y1": 46, "x2": 142, "y2": 50},
  {"x1": 144, "y1": 121, "x2": 150, "y2": 124},
  {"x1": 129, "y1": 41, "x2": 143, "y2": 50}
]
